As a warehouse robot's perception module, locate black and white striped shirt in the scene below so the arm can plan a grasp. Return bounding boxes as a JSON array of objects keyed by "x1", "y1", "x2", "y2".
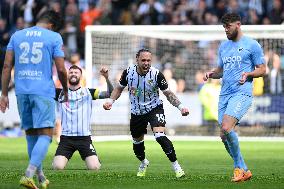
[
  {"x1": 119, "y1": 65, "x2": 168, "y2": 115},
  {"x1": 56, "y1": 87, "x2": 99, "y2": 136}
]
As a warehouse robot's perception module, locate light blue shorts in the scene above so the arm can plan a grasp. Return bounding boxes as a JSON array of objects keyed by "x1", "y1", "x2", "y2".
[
  {"x1": 218, "y1": 94, "x2": 252, "y2": 125},
  {"x1": 16, "y1": 94, "x2": 55, "y2": 130}
]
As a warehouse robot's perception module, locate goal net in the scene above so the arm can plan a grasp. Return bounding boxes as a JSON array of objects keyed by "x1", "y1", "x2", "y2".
[{"x1": 85, "y1": 25, "x2": 284, "y2": 136}]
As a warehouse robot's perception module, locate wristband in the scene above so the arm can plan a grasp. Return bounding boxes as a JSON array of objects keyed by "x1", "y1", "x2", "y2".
[
  {"x1": 107, "y1": 98, "x2": 115, "y2": 104},
  {"x1": 178, "y1": 104, "x2": 185, "y2": 111}
]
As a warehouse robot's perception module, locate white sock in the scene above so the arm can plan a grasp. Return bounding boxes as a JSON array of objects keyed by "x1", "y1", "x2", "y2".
[
  {"x1": 25, "y1": 164, "x2": 37, "y2": 178},
  {"x1": 142, "y1": 159, "x2": 149, "y2": 164},
  {"x1": 36, "y1": 169, "x2": 46, "y2": 183},
  {"x1": 172, "y1": 160, "x2": 182, "y2": 171}
]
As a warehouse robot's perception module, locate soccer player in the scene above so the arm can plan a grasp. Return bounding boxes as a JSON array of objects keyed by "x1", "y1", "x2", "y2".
[
  {"x1": 103, "y1": 48, "x2": 189, "y2": 178},
  {"x1": 52, "y1": 65, "x2": 113, "y2": 170},
  {"x1": 203, "y1": 13, "x2": 266, "y2": 182},
  {"x1": 0, "y1": 11, "x2": 68, "y2": 189}
]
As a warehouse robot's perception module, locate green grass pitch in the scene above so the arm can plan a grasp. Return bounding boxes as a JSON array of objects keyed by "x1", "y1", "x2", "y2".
[{"x1": 0, "y1": 137, "x2": 283, "y2": 189}]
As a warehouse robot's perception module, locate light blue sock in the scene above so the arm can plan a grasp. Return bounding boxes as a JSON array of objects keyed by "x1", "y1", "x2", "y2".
[
  {"x1": 224, "y1": 137, "x2": 247, "y2": 170},
  {"x1": 239, "y1": 153, "x2": 248, "y2": 171},
  {"x1": 222, "y1": 139, "x2": 233, "y2": 158},
  {"x1": 222, "y1": 139, "x2": 237, "y2": 168},
  {"x1": 26, "y1": 135, "x2": 38, "y2": 159},
  {"x1": 226, "y1": 131, "x2": 242, "y2": 168},
  {"x1": 30, "y1": 135, "x2": 51, "y2": 167}
]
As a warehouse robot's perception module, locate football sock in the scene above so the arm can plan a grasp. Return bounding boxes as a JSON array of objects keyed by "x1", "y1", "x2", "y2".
[
  {"x1": 172, "y1": 160, "x2": 182, "y2": 171},
  {"x1": 133, "y1": 140, "x2": 145, "y2": 161},
  {"x1": 222, "y1": 139, "x2": 233, "y2": 158},
  {"x1": 226, "y1": 130, "x2": 242, "y2": 168},
  {"x1": 36, "y1": 165, "x2": 46, "y2": 183},
  {"x1": 25, "y1": 164, "x2": 37, "y2": 178},
  {"x1": 155, "y1": 132, "x2": 177, "y2": 162},
  {"x1": 239, "y1": 153, "x2": 248, "y2": 171},
  {"x1": 26, "y1": 135, "x2": 38, "y2": 159},
  {"x1": 30, "y1": 135, "x2": 51, "y2": 167}
]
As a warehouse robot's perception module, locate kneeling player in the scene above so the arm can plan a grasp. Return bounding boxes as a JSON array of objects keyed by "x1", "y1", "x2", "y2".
[{"x1": 52, "y1": 65, "x2": 113, "y2": 170}]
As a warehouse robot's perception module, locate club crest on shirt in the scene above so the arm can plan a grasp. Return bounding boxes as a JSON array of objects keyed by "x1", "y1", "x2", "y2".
[
  {"x1": 238, "y1": 47, "x2": 244, "y2": 52},
  {"x1": 80, "y1": 91, "x2": 84, "y2": 96},
  {"x1": 130, "y1": 87, "x2": 141, "y2": 96},
  {"x1": 148, "y1": 79, "x2": 153, "y2": 85}
]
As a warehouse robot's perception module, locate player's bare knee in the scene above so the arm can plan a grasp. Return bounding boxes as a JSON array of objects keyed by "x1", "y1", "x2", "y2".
[
  {"x1": 87, "y1": 163, "x2": 101, "y2": 171},
  {"x1": 52, "y1": 161, "x2": 65, "y2": 170},
  {"x1": 220, "y1": 133, "x2": 227, "y2": 142},
  {"x1": 221, "y1": 123, "x2": 232, "y2": 133},
  {"x1": 133, "y1": 135, "x2": 144, "y2": 142}
]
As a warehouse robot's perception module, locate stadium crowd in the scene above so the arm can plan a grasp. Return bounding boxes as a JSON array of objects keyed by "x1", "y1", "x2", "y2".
[{"x1": 0, "y1": 0, "x2": 284, "y2": 93}]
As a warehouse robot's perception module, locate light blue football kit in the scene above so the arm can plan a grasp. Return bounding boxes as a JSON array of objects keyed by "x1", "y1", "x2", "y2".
[
  {"x1": 7, "y1": 26, "x2": 64, "y2": 130},
  {"x1": 217, "y1": 36, "x2": 265, "y2": 170},
  {"x1": 7, "y1": 26, "x2": 64, "y2": 169},
  {"x1": 218, "y1": 36, "x2": 265, "y2": 124}
]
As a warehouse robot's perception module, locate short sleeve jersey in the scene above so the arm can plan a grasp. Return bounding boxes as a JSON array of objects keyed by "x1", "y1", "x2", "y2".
[{"x1": 119, "y1": 65, "x2": 168, "y2": 115}]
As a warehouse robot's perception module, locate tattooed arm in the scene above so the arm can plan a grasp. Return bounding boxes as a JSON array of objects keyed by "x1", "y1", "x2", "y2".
[
  {"x1": 163, "y1": 90, "x2": 181, "y2": 108},
  {"x1": 157, "y1": 71, "x2": 189, "y2": 116},
  {"x1": 98, "y1": 67, "x2": 114, "y2": 99},
  {"x1": 162, "y1": 90, "x2": 189, "y2": 116}
]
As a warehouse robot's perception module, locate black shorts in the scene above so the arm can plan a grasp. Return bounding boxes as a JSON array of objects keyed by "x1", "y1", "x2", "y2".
[
  {"x1": 55, "y1": 135, "x2": 97, "y2": 160},
  {"x1": 130, "y1": 104, "x2": 166, "y2": 138}
]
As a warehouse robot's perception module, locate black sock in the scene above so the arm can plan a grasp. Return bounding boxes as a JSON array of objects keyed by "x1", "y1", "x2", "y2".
[
  {"x1": 156, "y1": 136, "x2": 177, "y2": 162},
  {"x1": 133, "y1": 141, "x2": 145, "y2": 161}
]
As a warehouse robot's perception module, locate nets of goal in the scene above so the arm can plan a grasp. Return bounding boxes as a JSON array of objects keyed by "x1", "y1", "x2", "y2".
[{"x1": 85, "y1": 25, "x2": 284, "y2": 136}]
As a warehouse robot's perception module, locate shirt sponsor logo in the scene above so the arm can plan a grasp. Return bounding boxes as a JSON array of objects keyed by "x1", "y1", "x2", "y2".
[
  {"x1": 18, "y1": 70, "x2": 43, "y2": 80},
  {"x1": 222, "y1": 56, "x2": 242, "y2": 70}
]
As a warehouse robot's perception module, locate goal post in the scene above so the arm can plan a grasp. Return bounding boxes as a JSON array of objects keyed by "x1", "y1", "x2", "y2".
[
  {"x1": 84, "y1": 25, "x2": 284, "y2": 135},
  {"x1": 85, "y1": 25, "x2": 284, "y2": 87}
]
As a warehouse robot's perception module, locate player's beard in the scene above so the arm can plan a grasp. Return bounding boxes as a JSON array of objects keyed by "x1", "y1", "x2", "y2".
[
  {"x1": 226, "y1": 29, "x2": 238, "y2": 40},
  {"x1": 69, "y1": 76, "x2": 80, "y2": 86}
]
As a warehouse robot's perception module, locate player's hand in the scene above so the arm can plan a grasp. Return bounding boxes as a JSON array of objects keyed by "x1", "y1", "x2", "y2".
[
  {"x1": 239, "y1": 72, "x2": 249, "y2": 84},
  {"x1": 103, "y1": 102, "x2": 113, "y2": 110},
  {"x1": 181, "y1": 107, "x2": 189, "y2": 116},
  {"x1": 59, "y1": 90, "x2": 69, "y2": 103},
  {"x1": 203, "y1": 71, "x2": 214, "y2": 81},
  {"x1": 0, "y1": 95, "x2": 9, "y2": 113},
  {"x1": 100, "y1": 67, "x2": 109, "y2": 78}
]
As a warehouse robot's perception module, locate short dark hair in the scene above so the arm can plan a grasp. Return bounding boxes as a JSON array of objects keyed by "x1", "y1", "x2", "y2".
[
  {"x1": 136, "y1": 48, "x2": 151, "y2": 59},
  {"x1": 221, "y1": 13, "x2": 241, "y2": 25},
  {"x1": 69, "y1": 65, "x2": 82, "y2": 73},
  {"x1": 37, "y1": 10, "x2": 63, "y2": 32}
]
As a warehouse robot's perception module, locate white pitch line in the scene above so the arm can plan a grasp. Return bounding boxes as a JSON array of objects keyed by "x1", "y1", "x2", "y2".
[{"x1": 92, "y1": 135, "x2": 284, "y2": 142}]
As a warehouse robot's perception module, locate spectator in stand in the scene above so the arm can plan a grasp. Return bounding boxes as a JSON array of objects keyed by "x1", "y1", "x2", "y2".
[
  {"x1": 214, "y1": 0, "x2": 227, "y2": 20},
  {"x1": 267, "y1": 0, "x2": 284, "y2": 24},
  {"x1": 176, "y1": 79, "x2": 186, "y2": 93},
  {"x1": 80, "y1": 2, "x2": 102, "y2": 32},
  {"x1": 137, "y1": 0, "x2": 164, "y2": 25},
  {"x1": 163, "y1": 68, "x2": 177, "y2": 93},
  {"x1": 265, "y1": 50, "x2": 282, "y2": 94}
]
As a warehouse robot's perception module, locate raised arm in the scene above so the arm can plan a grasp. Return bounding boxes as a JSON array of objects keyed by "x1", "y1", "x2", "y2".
[
  {"x1": 0, "y1": 50, "x2": 14, "y2": 113},
  {"x1": 98, "y1": 67, "x2": 114, "y2": 99}
]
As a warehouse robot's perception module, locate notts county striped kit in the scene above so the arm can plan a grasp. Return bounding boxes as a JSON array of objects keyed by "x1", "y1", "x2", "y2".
[
  {"x1": 119, "y1": 65, "x2": 168, "y2": 115},
  {"x1": 56, "y1": 87, "x2": 99, "y2": 136}
]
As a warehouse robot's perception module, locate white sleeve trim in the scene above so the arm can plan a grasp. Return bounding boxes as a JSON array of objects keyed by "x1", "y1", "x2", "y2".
[
  {"x1": 161, "y1": 88, "x2": 169, "y2": 92},
  {"x1": 118, "y1": 83, "x2": 127, "y2": 89}
]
